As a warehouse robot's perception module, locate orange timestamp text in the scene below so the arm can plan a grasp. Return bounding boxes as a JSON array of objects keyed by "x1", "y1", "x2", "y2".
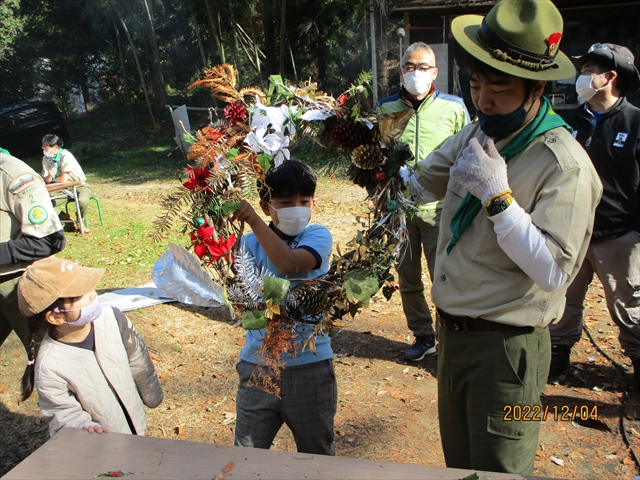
[{"x1": 503, "y1": 404, "x2": 599, "y2": 421}]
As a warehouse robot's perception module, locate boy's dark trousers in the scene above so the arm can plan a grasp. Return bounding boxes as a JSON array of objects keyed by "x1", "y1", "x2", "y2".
[{"x1": 234, "y1": 359, "x2": 337, "y2": 455}]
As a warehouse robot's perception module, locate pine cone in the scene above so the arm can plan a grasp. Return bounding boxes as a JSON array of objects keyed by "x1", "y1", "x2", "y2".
[
  {"x1": 352, "y1": 144, "x2": 384, "y2": 169},
  {"x1": 330, "y1": 122, "x2": 373, "y2": 151},
  {"x1": 223, "y1": 102, "x2": 248, "y2": 124},
  {"x1": 294, "y1": 285, "x2": 331, "y2": 314},
  {"x1": 347, "y1": 164, "x2": 377, "y2": 190}
]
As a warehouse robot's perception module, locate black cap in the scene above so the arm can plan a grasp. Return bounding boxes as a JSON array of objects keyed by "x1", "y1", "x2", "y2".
[{"x1": 575, "y1": 43, "x2": 640, "y2": 94}]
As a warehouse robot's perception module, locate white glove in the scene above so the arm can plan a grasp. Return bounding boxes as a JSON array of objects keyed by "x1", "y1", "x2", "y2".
[{"x1": 450, "y1": 138, "x2": 510, "y2": 206}]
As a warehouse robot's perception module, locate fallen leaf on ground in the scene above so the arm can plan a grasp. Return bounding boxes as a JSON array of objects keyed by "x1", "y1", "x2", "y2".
[
  {"x1": 175, "y1": 425, "x2": 184, "y2": 435},
  {"x1": 550, "y1": 456, "x2": 565, "y2": 466},
  {"x1": 575, "y1": 417, "x2": 611, "y2": 432}
]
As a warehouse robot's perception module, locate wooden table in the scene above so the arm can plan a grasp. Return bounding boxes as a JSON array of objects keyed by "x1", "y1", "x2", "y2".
[
  {"x1": 2, "y1": 428, "x2": 542, "y2": 479},
  {"x1": 46, "y1": 181, "x2": 85, "y2": 235}
]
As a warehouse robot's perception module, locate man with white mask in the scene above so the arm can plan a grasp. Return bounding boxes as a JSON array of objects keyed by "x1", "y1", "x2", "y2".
[
  {"x1": 549, "y1": 43, "x2": 640, "y2": 382},
  {"x1": 377, "y1": 42, "x2": 469, "y2": 361}
]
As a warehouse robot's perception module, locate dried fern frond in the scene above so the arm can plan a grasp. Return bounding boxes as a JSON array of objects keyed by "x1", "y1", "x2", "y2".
[
  {"x1": 189, "y1": 64, "x2": 241, "y2": 103},
  {"x1": 238, "y1": 87, "x2": 266, "y2": 105},
  {"x1": 153, "y1": 187, "x2": 197, "y2": 242}
]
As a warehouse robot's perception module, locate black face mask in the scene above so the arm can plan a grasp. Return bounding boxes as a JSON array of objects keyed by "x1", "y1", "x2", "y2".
[{"x1": 476, "y1": 96, "x2": 532, "y2": 138}]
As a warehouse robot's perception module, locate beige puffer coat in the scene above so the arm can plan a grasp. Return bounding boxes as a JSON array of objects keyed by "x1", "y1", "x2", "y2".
[{"x1": 35, "y1": 306, "x2": 163, "y2": 436}]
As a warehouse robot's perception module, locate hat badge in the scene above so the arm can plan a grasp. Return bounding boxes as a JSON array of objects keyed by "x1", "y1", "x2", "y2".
[{"x1": 546, "y1": 32, "x2": 562, "y2": 56}]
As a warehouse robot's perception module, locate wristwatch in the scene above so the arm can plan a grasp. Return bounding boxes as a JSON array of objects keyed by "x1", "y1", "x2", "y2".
[{"x1": 485, "y1": 195, "x2": 513, "y2": 217}]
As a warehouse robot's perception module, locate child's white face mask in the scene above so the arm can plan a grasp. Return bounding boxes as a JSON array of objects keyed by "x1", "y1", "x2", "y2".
[
  {"x1": 270, "y1": 205, "x2": 311, "y2": 236},
  {"x1": 55, "y1": 296, "x2": 103, "y2": 326}
]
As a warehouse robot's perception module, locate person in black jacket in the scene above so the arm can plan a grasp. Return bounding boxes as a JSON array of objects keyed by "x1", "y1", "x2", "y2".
[{"x1": 549, "y1": 43, "x2": 640, "y2": 381}]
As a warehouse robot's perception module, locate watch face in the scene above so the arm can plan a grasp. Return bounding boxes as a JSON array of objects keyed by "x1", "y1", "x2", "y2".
[{"x1": 486, "y1": 196, "x2": 513, "y2": 216}]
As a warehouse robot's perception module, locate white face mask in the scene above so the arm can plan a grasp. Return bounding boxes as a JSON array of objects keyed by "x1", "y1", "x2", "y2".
[
  {"x1": 55, "y1": 296, "x2": 103, "y2": 326},
  {"x1": 575, "y1": 73, "x2": 607, "y2": 102},
  {"x1": 271, "y1": 206, "x2": 311, "y2": 236},
  {"x1": 402, "y1": 70, "x2": 433, "y2": 97}
]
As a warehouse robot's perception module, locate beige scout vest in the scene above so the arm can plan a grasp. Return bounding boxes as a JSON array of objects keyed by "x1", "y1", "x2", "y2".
[{"x1": 0, "y1": 152, "x2": 62, "y2": 275}]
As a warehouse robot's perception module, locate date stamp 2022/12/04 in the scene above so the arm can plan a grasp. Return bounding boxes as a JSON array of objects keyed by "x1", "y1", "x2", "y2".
[{"x1": 503, "y1": 404, "x2": 599, "y2": 422}]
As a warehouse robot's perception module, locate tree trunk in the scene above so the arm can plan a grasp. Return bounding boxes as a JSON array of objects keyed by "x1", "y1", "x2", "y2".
[
  {"x1": 141, "y1": 0, "x2": 170, "y2": 112},
  {"x1": 117, "y1": 14, "x2": 156, "y2": 129},
  {"x1": 246, "y1": 0, "x2": 263, "y2": 85},
  {"x1": 279, "y1": 0, "x2": 286, "y2": 77},
  {"x1": 204, "y1": 0, "x2": 224, "y2": 64},
  {"x1": 227, "y1": 0, "x2": 241, "y2": 82},
  {"x1": 189, "y1": 4, "x2": 208, "y2": 68},
  {"x1": 376, "y1": 8, "x2": 389, "y2": 99},
  {"x1": 263, "y1": 0, "x2": 277, "y2": 75},
  {"x1": 79, "y1": 72, "x2": 92, "y2": 112},
  {"x1": 113, "y1": 18, "x2": 135, "y2": 130}
]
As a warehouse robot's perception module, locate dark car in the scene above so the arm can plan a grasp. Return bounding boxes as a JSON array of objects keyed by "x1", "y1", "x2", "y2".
[{"x1": 0, "y1": 101, "x2": 71, "y2": 158}]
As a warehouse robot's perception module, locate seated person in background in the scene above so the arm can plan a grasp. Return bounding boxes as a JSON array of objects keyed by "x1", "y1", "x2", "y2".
[
  {"x1": 230, "y1": 160, "x2": 336, "y2": 455},
  {"x1": 18, "y1": 256, "x2": 164, "y2": 436},
  {"x1": 41, "y1": 134, "x2": 93, "y2": 233}
]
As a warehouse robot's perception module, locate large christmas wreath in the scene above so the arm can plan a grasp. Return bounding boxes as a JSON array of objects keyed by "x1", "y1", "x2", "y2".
[{"x1": 152, "y1": 64, "x2": 416, "y2": 390}]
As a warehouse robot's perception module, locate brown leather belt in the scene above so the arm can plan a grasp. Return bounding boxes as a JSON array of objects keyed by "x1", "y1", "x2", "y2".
[{"x1": 437, "y1": 308, "x2": 533, "y2": 333}]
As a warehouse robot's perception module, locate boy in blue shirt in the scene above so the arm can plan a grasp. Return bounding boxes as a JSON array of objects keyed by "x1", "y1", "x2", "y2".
[{"x1": 230, "y1": 160, "x2": 336, "y2": 455}]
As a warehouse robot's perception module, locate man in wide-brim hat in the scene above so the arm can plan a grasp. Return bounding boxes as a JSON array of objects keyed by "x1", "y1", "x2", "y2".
[
  {"x1": 549, "y1": 43, "x2": 640, "y2": 384},
  {"x1": 406, "y1": 0, "x2": 603, "y2": 474}
]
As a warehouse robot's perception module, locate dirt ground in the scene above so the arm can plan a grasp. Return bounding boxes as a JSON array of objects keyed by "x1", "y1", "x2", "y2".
[{"x1": 2, "y1": 176, "x2": 640, "y2": 479}]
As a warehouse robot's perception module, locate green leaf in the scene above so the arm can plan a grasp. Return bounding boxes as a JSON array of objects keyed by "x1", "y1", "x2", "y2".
[
  {"x1": 242, "y1": 310, "x2": 268, "y2": 330},
  {"x1": 226, "y1": 147, "x2": 239, "y2": 159},
  {"x1": 343, "y1": 268, "x2": 379, "y2": 307},
  {"x1": 183, "y1": 133, "x2": 195, "y2": 144},
  {"x1": 221, "y1": 201, "x2": 241, "y2": 215},
  {"x1": 257, "y1": 152, "x2": 273, "y2": 172},
  {"x1": 382, "y1": 285, "x2": 393, "y2": 301},
  {"x1": 262, "y1": 276, "x2": 291, "y2": 304}
]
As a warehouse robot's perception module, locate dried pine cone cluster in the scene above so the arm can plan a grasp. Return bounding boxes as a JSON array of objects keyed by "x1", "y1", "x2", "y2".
[
  {"x1": 346, "y1": 163, "x2": 377, "y2": 190},
  {"x1": 352, "y1": 144, "x2": 384, "y2": 169},
  {"x1": 330, "y1": 122, "x2": 373, "y2": 151},
  {"x1": 293, "y1": 285, "x2": 331, "y2": 315}
]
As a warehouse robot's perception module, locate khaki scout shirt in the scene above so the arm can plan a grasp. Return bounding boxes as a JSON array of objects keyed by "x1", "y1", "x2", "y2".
[
  {"x1": 0, "y1": 152, "x2": 63, "y2": 275},
  {"x1": 414, "y1": 121, "x2": 602, "y2": 327}
]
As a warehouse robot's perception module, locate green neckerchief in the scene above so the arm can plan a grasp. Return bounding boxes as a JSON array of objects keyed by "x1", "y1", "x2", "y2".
[
  {"x1": 447, "y1": 96, "x2": 571, "y2": 254},
  {"x1": 50, "y1": 148, "x2": 65, "y2": 178},
  {"x1": 0, "y1": 147, "x2": 10, "y2": 155}
]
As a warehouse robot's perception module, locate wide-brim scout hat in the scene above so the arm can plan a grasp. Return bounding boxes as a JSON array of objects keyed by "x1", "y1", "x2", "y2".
[
  {"x1": 451, "y1": 0, "x2": 575, "y2": 81},
  {"x1": 18, "y1": 256, "x2": 105, "y2": 317},
  {"x1": 574, "y1": 43, "x2": 640, "y2": 94}
]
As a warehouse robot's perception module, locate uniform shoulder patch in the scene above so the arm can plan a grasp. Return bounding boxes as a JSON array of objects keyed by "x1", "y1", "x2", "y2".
[
  {"x1": 27, "y1": 205, "x2": 49, "y2": 225},
  {"x1": 9, "y1": 174, "x2": 36, "y2": 195}
]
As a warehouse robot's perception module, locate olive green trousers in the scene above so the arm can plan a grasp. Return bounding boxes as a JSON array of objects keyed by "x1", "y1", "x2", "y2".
[{"x1": 437, "y1": 322, "x2": 550, "y2": 474}]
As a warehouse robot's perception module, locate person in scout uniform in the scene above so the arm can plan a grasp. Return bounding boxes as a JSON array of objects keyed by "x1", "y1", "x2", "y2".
[
  {"x1": 549, "y1": 44, "x2": 640, "y2": 380},
  {"x1": 406, "y1": 0, "x2": 602, "y2": 474},
  {"x1": 41, "y1": 134, "x2": 93, "y2": 233},
  {"x1": 377, "y1": 43, "x2": 469, "y2": 361},
  {"x1": 0, "y1": 147, "x2": 66, "y2": 351}
]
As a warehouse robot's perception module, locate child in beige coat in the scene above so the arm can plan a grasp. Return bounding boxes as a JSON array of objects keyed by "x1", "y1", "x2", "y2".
[{"x1": 18, "y1": 256, "x2": 163, "y2": 436}]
